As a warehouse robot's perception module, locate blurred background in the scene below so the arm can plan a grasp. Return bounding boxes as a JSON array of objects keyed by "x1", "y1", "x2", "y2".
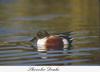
[{"x1": 0, "y1": 0, "x2": 100, "y2": 65}]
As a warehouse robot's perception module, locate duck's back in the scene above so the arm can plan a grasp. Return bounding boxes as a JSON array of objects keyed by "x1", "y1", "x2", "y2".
[{"x1": 37, "y1": 35, "x2": 70, "y2": 52}]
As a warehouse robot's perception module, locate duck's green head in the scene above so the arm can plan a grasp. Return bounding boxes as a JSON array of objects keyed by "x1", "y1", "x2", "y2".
[{"x1": 36, "y1": 30, "x2": 50, "y2": 39}]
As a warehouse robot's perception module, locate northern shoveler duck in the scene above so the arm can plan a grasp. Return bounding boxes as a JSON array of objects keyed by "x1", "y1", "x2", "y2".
[{"x1": 30, "y1": 30, "x2": 73, "y2": 52}]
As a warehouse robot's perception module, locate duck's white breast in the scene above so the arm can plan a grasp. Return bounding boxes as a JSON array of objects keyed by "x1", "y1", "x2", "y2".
[{"x1": 37, "y1": 37, "x2": 47, "y2": 51}]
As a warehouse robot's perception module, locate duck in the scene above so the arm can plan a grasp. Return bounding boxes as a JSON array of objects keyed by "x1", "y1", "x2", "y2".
[{"x1": 30, "y1": 30, "x2": 73, "y2": 52}]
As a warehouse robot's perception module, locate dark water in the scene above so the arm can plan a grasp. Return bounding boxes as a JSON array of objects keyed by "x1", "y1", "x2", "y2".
[{"x1": 0, "y1": 0, "x2": 100, "y2": 65}]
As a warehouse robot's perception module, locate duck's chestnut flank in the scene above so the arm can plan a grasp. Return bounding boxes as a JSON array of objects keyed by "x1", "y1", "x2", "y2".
[{"x1": 45, "y1": 36, "x2": 64, "y2": 51}]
